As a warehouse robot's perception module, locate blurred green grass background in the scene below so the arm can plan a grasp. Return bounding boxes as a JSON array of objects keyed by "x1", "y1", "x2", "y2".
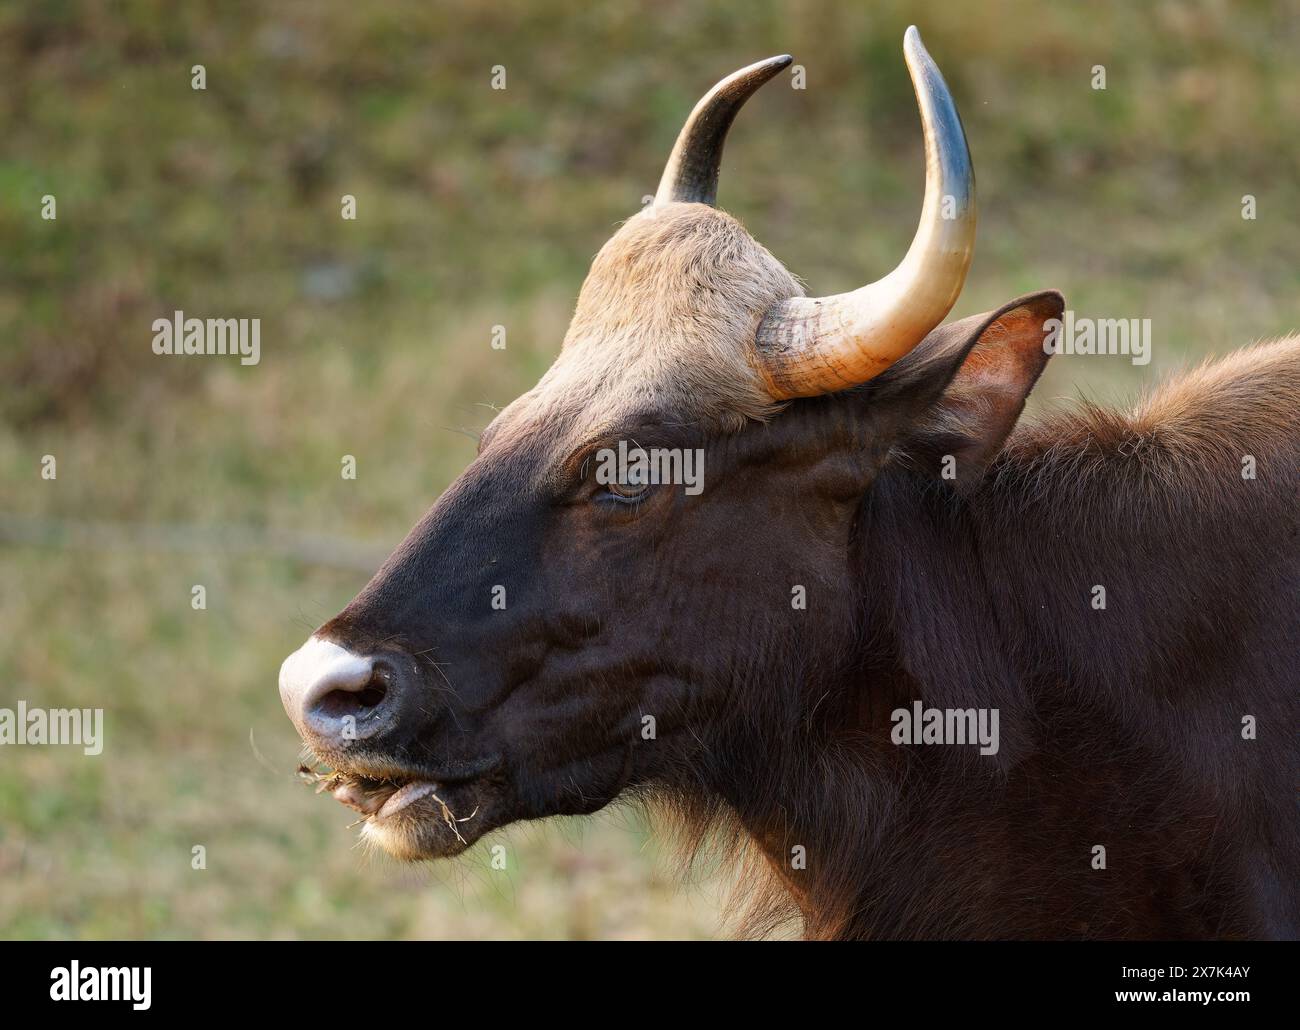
[{"x1": 1, "y1": 0, "x2": 1296, "y2": 938}]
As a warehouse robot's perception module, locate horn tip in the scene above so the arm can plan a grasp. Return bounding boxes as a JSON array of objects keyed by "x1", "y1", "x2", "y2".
[{"x1": 748, "y1": 54, "x2": 793, "y2": 80}]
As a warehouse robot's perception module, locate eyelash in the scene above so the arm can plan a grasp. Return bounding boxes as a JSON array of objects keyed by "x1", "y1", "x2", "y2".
[{"x1": 598, "y1": 484, "x2": 652, "y2": 506}]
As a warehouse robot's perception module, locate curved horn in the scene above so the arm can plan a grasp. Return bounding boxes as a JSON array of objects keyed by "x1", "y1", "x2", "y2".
[
  {"x1": 754, "y1": 27, "x2": 976, "y2": 399},
  {"x1": 655, "y1": 54, "x2": 793, "y2": 207}
]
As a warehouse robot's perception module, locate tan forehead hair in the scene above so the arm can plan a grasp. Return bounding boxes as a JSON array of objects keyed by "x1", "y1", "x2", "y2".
[{"x1": 495, "y1": 202, "x2": 804, "y2": 449}]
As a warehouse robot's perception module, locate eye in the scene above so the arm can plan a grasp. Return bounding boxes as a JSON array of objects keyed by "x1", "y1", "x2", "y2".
[
  {"x1": 604, "y1": 478, "x2": 651, "y2": 503},
  {"x1": 587, "y1": 443, "x2": 659, "y2": 506},
  {"x1": 598, "y1": 459, "x2": 652, "y2": 504}
]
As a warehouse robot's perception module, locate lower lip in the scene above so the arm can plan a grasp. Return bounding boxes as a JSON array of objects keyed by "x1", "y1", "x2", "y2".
[{"x1": 376, "y1": 780, "x2": 440, "y2": 819}]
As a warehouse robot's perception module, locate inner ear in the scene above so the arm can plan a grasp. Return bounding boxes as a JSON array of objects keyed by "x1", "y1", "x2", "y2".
[{"x1": 890, "y1": 291, "x2": 1065, "y2": 490}]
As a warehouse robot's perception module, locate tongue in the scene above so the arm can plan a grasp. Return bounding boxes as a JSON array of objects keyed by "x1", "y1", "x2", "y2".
[
  {"x1": 332, "y1": 780, "x2": 395, "y2": 816},
  {"x1": 378, "y1": 780, "x2": 439, "y2": 818}
]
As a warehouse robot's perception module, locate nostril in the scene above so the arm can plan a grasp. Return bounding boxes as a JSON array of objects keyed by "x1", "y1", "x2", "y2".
[
  {"x1": 283, "y1": 640, "x2": 405, "y2": 742},
  {"x1": 355, "y1": 679, "x2": 388, "y2": 709},
  {"x1": 313, "y1": 666, "x2": 390, "y2": 721}
]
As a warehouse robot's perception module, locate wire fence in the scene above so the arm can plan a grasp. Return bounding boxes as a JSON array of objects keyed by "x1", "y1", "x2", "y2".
[{"x1": 0, "y1": 513, "x2": 388, "y2": 572}]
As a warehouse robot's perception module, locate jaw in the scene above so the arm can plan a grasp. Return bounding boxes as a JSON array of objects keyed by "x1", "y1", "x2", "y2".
[
  {"x1": 305, "y1": 739, "x2": 643, "y2": 861},
  {"x1": 359, "y1": 774, "x2": 505, "y2": 860},
  {"x1": 299, "y1": 750, "x2": 512, "y2": 861}
]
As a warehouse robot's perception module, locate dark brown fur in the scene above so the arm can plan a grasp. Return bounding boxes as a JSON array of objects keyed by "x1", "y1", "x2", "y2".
[
  {"x1": 302, "y1": 205, "x2": 1298, "y2": 939},
  {"x1": 647, "y1": 337, "x2": 1299, "y2": 939}
]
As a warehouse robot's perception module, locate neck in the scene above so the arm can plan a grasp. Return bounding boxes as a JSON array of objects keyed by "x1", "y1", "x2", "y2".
[{"x1": 691, "y1": 414, "x2": 1297, "y2": 938}]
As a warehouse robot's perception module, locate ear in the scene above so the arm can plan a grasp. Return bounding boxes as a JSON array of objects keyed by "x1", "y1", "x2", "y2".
[{"x1": 862, "y1": 290, "x2": 1065, "y2": 490}]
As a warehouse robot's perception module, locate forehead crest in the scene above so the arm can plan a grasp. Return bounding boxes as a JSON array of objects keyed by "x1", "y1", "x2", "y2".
[{"x1": 543, "y1": 203, "x2": 801, "y2": 428}]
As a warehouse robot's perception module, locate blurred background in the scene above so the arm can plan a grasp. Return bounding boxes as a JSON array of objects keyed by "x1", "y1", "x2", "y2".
[{"x1": 1, "y1": 0, "x2": 1296, "y2": 938}]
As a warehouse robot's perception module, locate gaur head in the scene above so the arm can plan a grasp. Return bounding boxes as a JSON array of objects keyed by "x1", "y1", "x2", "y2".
[{"x1": 279, "y1": 27, "x2": 1063, "y2": 861}]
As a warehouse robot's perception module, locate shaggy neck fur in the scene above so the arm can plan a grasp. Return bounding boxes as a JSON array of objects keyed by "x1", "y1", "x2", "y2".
[{"x1": 662, "y1": 336, "x2": 1300, "y2": 940}]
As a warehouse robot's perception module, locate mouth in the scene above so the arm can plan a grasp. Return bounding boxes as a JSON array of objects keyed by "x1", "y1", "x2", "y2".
[{"x1": 298, "y1": 759, "x2": 500, "y2": 859}]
